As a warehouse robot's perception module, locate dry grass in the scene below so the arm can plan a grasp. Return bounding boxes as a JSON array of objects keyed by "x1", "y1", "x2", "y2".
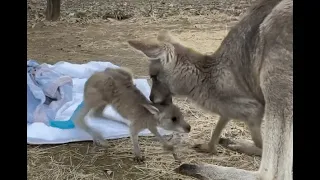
[{"x1": 28, "y1": 98, "x2": 261, "y2": 180}]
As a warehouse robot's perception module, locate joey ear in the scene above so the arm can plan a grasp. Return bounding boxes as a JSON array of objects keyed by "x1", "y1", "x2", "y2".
[
  {"x1": 142, "y1": 104, "x2": 160, "y2": 116},
  {"x1": 127, "y1": 39, "x2": 168, "y2": 59}
]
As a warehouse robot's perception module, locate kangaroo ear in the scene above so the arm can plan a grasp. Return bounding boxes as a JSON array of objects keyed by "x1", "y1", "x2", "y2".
[
  {"x1": 141, "y1": 104, "x2": 160, "y2": 116},
  {"x1": 128, "y1": 39, "x2": 167, "y2": 59}
]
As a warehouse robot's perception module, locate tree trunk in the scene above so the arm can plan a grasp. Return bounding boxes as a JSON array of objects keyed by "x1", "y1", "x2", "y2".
[{"x1": 46, "y1": 0, "x2": 61, "y2": 21}]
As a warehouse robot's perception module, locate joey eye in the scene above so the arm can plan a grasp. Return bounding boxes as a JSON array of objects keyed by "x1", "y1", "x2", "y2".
[{"x1": 171, "y1": 117, "x2": 177, "y2": 122}]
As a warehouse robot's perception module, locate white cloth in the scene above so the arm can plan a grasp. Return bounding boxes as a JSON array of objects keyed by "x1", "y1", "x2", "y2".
[{"x1": 27, "y1": 60, "x2": 171, "y2": 145}]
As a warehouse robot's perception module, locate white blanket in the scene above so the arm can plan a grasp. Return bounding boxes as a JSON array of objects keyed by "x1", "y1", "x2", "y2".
[{"x1": 27, "y1": 61, "x2": 171, "y2": 145}]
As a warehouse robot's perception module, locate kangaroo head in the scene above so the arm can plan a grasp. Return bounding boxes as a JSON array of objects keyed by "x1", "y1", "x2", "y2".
[{"x1": 128, "y1": 30, "x2": 206, "y2": 105}]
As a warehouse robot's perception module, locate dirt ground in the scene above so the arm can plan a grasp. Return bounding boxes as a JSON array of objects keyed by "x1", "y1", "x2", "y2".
[{"x1": 27, "y1": 0, "x2": 260, "y2": 179}]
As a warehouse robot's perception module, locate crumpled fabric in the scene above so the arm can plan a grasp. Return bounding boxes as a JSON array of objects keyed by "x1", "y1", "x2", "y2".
[{"x1": 27, "y1": 60, "x2": 73, "y2": 124}]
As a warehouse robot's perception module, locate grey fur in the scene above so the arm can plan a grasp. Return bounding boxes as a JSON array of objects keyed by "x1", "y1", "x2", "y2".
[
  {"x1": 72, "y1": 67, "x2": 191, "y2": 162},
  {"x1": 128, "y1": 0, "x2": 292, "y2": 178}
]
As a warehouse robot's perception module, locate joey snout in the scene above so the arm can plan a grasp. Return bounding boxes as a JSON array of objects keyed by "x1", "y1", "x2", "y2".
[
  {"x1": 184, "y1": 124, "x2": 191, "y2": 133},
  {"x1": 176, "y1": 124, "x2": 191, "y2": 133}
]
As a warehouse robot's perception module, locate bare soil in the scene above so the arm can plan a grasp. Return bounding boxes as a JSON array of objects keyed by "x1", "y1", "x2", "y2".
[{"x1": 27, "y1": 0, "x2": 260, "y2": 179}]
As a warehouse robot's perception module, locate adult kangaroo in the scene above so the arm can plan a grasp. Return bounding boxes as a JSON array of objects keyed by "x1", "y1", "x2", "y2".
[{"x1": 128, "y1": 0, "x2": 293, "y2": 179}]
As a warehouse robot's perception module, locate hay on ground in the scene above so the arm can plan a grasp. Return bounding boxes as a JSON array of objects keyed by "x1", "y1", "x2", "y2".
[{"x1": 27, "y1": 98, "x2": 260, "y2": 180}]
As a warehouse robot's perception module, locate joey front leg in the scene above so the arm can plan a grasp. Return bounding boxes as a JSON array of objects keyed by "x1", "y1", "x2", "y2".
[
  {"x1": 148, "y1": 126, "x2": 181, "y2": 162},
  {"x1": 77, "y1": 87, "x2": 109, "y2": 147},
  {"x1": 148, "y1": 126, "x2": 172, "y2": 150},
  {"x1": 129, "y1": 125, "x2": 145, "y2": 163},
  {"x1": 193, "y1": 116, "x2": 230, "y2": 154},
  {"x1": 73, "y1": 104, "x2": 108, "y2": 147},
  {"x1": 86, "y1": 107, "x2": 109, "y2": 147}
]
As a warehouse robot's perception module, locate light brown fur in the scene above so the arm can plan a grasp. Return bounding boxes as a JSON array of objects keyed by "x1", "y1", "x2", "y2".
[
  {"x1": 127, "y1": 0, "x2": 292, "y2": 178},
  {"x1": 73, "y1": 67, "x2": 191, "y2": 162}
]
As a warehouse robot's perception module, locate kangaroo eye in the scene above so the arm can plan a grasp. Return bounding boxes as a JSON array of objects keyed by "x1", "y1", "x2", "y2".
[
  {"x1": 150, "y1": 75, "x2": 157, "y2": 80},
  {"x1": 171, "y1": 117, "x2": 177, "y2": 122},
  {"x1": 160, "y1": 102, "x2": 167, "y2": 105}
]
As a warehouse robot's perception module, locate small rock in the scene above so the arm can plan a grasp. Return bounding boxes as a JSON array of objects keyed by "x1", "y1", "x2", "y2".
[
  {"x1": 76, "y1": 11, "x2": 87, "y2": 18},
  {"x1": 32, "y1": 21, "x2": 45, "y2": 29},
  {"x1": 69, "y1": 18, "x2": 80, "y2": 23},
  {"x1": 68, "y1": 13, "x2": 75, "y2": 17},
  {"x1": 103, "y1": 169, "x2": 113, "y2": 176},
  {"x1": 107, "y1": 18, "x2": 117, "y2": 22},
  {"x1": 107, "y1": 170, "x2": 113, "y2": 175}
]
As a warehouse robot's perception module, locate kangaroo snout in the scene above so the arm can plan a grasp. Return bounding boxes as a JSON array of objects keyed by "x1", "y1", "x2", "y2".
[{"x1": 149, "y1": 94, "x2": 154, "y2": 102}]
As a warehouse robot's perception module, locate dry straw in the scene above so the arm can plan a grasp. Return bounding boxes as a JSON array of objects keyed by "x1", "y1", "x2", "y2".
[{"x1": 28, "y1": 97, "x2": 260, "y2": 180}]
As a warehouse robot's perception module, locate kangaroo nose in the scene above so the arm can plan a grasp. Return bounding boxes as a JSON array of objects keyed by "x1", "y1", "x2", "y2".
[
  {"x1": 149, "y1": 94, "x2": 154, "y2": 102},
  {"x1": 185, "y1": 125, "x2": 191, "y2": 133}
]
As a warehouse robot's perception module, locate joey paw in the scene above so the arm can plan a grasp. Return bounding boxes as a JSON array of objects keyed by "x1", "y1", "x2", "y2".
[
  {"x1": 163, "y1": 144, "x2": 174, "y2": 151},
  {"x1": 133, "y1": 156, "x2": 145, "y2": 163},
  {"x1": 93, "y1": 139, "x2": 108, "y2": 148}
]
